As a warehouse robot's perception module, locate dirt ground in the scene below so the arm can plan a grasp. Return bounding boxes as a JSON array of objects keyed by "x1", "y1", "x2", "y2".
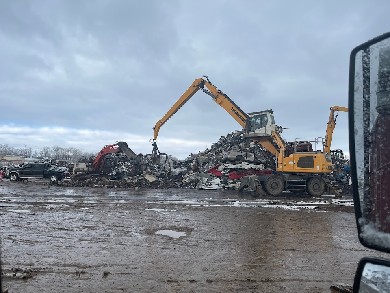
[{"x1": 0, "y1": 180, "x2": 387, "y2": 293}]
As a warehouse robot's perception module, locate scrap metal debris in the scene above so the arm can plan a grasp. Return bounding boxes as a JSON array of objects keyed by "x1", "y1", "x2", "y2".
[{"x1": 65, "y1": 130, "x2": 351, "y2": 196}]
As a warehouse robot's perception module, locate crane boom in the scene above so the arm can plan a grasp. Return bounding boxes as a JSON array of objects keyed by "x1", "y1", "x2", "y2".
[
  {"x1": 153, "y1": 78, "x2": 203, "y2": 141},
  {"x1": 323, "y1": 106, "x2": 349, "y2": 154},
  {"x1": 152, "y1": 76, "x2": 282, "y2": 157},
  {"x1": 153, "y1": 76, "x2": 248, "y2": 141},
  {"x1": 200, "y1": 76, "x2": 248, "y2": 128}
]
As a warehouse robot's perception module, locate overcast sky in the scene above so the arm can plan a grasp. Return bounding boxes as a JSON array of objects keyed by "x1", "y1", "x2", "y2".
[{"x1": 0, "y1": 1, "x2": 388, "y2": 159}]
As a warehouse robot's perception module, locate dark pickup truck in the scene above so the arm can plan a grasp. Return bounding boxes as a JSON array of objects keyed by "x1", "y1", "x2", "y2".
[{"x1": 8, "y1": 163, "x2": 70, "y2": 183}]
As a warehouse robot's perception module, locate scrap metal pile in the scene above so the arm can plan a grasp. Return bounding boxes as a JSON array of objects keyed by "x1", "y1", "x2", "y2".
[
  {"x1": 68, "y1": 131, "x2": 351, "y2": 196},
  {"x1": 69, "y1": 130, "x2": 273, "y2": 189}
]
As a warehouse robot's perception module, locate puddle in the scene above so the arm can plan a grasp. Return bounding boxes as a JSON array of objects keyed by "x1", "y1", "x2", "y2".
[
  {"x1": 146, "y1": 208, "x2": 166, "y2": 212},
  {"x1": 145, "y1": 208, "x2": 177, "y2": 213},
  {"x1": 332, "y1": 199, "x2": 354, "y2": 206},
  {"x1": 155, "y1": 230, "x2": 187, "y2": 239},
  {"x1": 8, "y1": 209, "x2": 32, "y2": 213}
]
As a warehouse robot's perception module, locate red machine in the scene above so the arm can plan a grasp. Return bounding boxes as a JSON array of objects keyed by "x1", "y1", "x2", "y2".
[{"x1": 92, "y1": 141, "x2": 136, "y2": 171}]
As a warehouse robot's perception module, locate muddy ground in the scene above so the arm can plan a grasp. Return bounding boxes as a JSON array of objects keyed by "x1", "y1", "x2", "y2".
[{"x1": 0, "y1": 180, "x2": 387, "y2": 293}]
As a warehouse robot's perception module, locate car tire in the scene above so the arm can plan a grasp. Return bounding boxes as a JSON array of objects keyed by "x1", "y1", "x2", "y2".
[
  {"x1": 9, "y1": 173, "x2": 19, "y2": 181},
  {"x1": 50, "y1": 175, "x2": 58, "y2": 184}
]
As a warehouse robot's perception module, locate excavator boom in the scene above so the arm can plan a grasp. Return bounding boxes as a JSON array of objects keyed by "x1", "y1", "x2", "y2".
[
  {"x1": 323, "y1": 106, "x2": 348, "y2": 154},
  {"x1": 153, "y1": 78, "x2": 204, "y2": 141},
  {"x1": 152, "y1": 76, "x2": 280, "y2": 155},
  {"x1": 200, "y1": 77, "x2": 248, "y2": 128},
  {"x1": 153, "y1": 76, "x2": 249, "y2": 141}
]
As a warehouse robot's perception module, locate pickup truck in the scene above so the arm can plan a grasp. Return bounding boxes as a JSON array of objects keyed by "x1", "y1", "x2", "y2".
[{"x1": 8, "y1": 163, "x2": 70, "y2": 183}]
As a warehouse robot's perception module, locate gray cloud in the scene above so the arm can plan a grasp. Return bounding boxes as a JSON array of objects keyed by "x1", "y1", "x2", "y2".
[{"x1": 0, "y1": 0, "x2": 389, "y2": 158}]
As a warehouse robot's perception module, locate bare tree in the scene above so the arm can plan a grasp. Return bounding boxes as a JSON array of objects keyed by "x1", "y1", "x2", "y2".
[{"x1": 0, "y1": 144, "x2": 94, "y2": 163}]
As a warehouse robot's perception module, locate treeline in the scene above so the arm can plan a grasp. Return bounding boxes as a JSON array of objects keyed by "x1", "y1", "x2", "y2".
[{"x1": 0, "y1": 144, "x2": 95, "y2": 162}]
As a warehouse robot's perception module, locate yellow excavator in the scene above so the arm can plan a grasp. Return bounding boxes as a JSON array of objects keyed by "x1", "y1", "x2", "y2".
[
  {"x1": 152, "y1": 76, "x2": 279, "y2": 154},
  {"x1": 153, "y1": 76, "x2": 348, "y2": 196}
]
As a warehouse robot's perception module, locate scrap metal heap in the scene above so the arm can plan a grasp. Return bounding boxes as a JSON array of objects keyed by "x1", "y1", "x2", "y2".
[
  {"x1": 70, "y1": 130, "x2": 270, "y2": 189},
  {"x1": 68, "y1": 131, "x2": 350, "y2": 195}
]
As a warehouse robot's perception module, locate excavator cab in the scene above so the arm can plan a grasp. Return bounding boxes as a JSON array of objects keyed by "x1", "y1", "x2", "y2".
[{"x1": 245, "y1": 110, "x2": 277, "y2": 138}]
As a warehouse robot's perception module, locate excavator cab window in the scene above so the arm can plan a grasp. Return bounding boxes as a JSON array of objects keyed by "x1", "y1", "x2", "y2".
[
  {"x1": 254, "y1": 115, "x2": 268, "y2": 129},
  {"x1": 246, "y1": 111, "x2": 275, "y2": 137}
]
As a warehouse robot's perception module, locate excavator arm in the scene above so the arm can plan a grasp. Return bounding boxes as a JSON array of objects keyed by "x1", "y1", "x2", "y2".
[
  {"x1": 152, "y1": 76, "x2": 283, "y2": 159},
  {"x1": 323, "y1": 106, "x2": 348, "y2": 154},
  {"x1": 153, "y1": 77, "x2": 203, "y2": 141},
  {"x1": 200, "y1": 76, "x2": 248, "y2": 128},
  {"x1": 153, "y1": 76, "x2": 248, "y2": 141}
]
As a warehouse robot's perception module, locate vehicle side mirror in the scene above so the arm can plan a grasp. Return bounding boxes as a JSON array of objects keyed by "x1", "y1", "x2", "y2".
[
  {"x1": 349, "y1": 32, "x2": 390, "y2": 253},
  {"x1": 353, "y1": 257, "x2": 390, "y2": 292}
]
